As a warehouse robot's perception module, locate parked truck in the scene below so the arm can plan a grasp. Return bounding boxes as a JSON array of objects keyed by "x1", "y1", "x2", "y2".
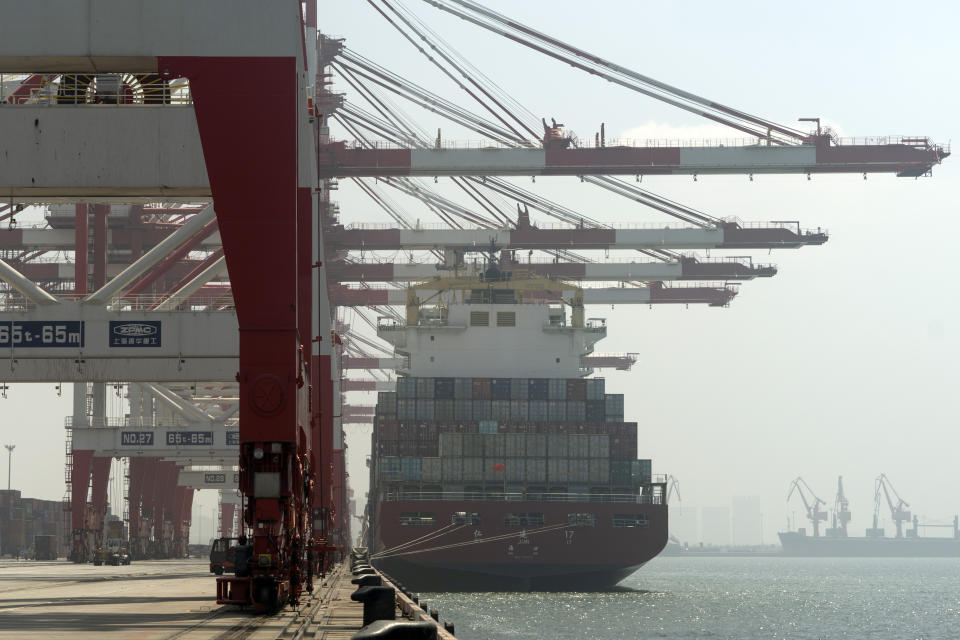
[{"x1": 34, "y1": 535, "x2": 57, "y2": 561}]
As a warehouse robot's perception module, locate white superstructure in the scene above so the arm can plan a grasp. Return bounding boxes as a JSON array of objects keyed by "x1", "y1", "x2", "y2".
[{"x1": 377, "y1": 276, "x2": 605, "y2": 379}]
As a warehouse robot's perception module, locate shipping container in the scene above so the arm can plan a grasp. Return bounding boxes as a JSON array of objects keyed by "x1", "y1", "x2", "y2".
[
  {"x1": 442, "y1": 457, "x2": 463, "y2": 482},
  {"x1": 478, "y1": 420, "x2": 499, "y2": 435},
  {"x1": 484, "y1": 460, "x2": 506, "y2": 482},
  {"x1": 399, "y1": 422, "x2": 416, "y2": 441},
  {"x1": 569, "y1": 458, "x2": 589, "y2": 483},
  {"x1": 528, "y1": 378, "x2": 549, "y2": 400},
  {"x1": 548, "y1": 400, "x2": 567, "y2": 421},
  {"x1": 547, "y1": 434, "x2": 568, "y2": 457},
  {"x1": 399, "y1": 440, "x2": 417, "y2": 457},
  {"x1": 633, "y1": 459, "x2": 652, "y2": 484},
  {"x1": 463, "y1": 434, "x2": 484, "y2": 457},
  {"x1": 605, "y1": 394, "x2": 624, "y2": 413},
  {"x1": 504, "y1": 433, "x2": 526, "y2": 457},
  {"x1": 510, "y1": 399, "x2": 528, "y2": 421},
  {"x1": 463, "y1": 457, "x2": 484, "y2": 482},
  {"x1": 589, "y1": 435, "x2": 610, "y2": 458},
  {"x1": 378, "y1": 421, "x2": 399, "y2": 441},
  {"x1": 397, "y1": 377, "x2": 415, "y2": 399},
  {"x1": 510, "y1": 378, "x2": 529, "y2": 399},
  {"x1": 421, "y1": 457, "x2": 442, "y2": 483},
  {"x1": 526, "y1": 458, "x2": 547, "y2": 483},
  {"x1": 417, "y1": 441, "x2": 438, "y2": 457},
  {"x1": 585, "y1": 399, "x2": 605, "y2": 422},
  {"x1": 506, "y1": 458, "x2": 524, "y2": 482},
  {"x1": 589, "y1": 458, "x2": 610, "y2": 484},
  {"x1": 491, "y1": 378, "x2": 512, "y2": 400},
  {"x1": 566, "y1": 400, "x2": 586, "y2": 422},
  {"x1": 585, "y1": 378, "x2": 606, "y2": 400},
  {"x1": 566, "y1": 379, "x2": 586, "y2": 401},
  {"x1": 416, "y1": 377, "x2": 435, "y2": 399},
  {"x1": 548, "y1": 458, "x2": 569, "y2": 482},
  {"x1": 379, "y1": 440, "x2": 399, "y2": 456},
  {"x1": 611, "y1": 460, "x2": 632, "y2": 485},
  {"x1": 454, "y1": 377, "x2": 473, "y2": 399},
  {"x1": 401, "y1": 458, "x2": 422, "y2": 482},
  {"x1": 528, "y1": 400, "x2": 549, "y2": 422},
  {"x1": 525, "y1": 434, "x2": 546, "y2": 457},
  {"x1": 472, "y1": 378, "x2": 491, "y2": 399},
  {"x1": 569, "y1": 434, "x2": 589, "y2": 458},
  {"x1": 605, "y1": 411, "x2": 624, "y2": 423},
  {"x1": 491, "y1": 400, "x2": 511, "y2": 421},
  {"x1": 397, "y1": 398, "x2": 416, "y2": 420},
  {"x1": 483, "y1": 434, "x2": 505, "y2": 458},
  {"x1": 435, "y1": 377, "x2": 455, "y2": 399},
  {"x1": 473, "y1": 400, "x2": 492, "y2": 420},
  {"x1": 453, "y1": 398, "x2": 473, "y2": 420},
  {"x1": 416, "y1": 399, "x2": 435, "y2": 420},
  {"x1": 378, "y1": 392, "x2": 397, "y2": 415},
  {"x1": 435, "y1": 399, "x2": 455, "y2": 421},
  {"x1": 439, "y1": 433, "x2": 463, "y2": 457},
  {"x1": 548, "y1": 378, "x2": 567, "y2": 400},
  {"x1": 380, "y1": 456, "x2": 402, "y2": 481}
]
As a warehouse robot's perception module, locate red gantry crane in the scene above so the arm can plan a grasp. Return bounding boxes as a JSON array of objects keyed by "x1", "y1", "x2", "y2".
[{"x1": 787, "y1": 477, "x2": 828, "y2": 537}]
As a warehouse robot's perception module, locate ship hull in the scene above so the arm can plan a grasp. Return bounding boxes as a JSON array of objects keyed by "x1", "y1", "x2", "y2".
[
  {"x1": 373, "y1": 499, "x2": 666, "y2": 591},
  {"x1": 779, "y1": 531, "x2": 960, "y2": 557}
]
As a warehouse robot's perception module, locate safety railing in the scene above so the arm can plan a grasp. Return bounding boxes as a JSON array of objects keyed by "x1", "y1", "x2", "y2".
[
  {"x1": 65, "y1": 416, "x2": 238, "y2": 428},
  {"x1": 0, "y1": 292, "x2": 235, "y2": 312},
  {"x1": 336, "y1": 135, "x2": 949, "y2": 152},
  {"x1": 343, "y1": 220, "x2": 706, "y2": 231},
  {"x1": 0, "y1": 73, "x2": 192, "y2": 106},
  {"x1": 382, "y1": 489, "x2": 663, "y2": 504}
]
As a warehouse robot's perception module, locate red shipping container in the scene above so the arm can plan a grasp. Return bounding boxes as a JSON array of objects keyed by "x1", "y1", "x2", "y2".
[
  {"x1": 472, "y1": 378, "x2": 491, "y2": 399},
  {"x1": 379, "y1": 421, "x2": 399, "y2": 441},
  {"x1": 566, "y1": 379, "x2": 586, "y2": 401}
]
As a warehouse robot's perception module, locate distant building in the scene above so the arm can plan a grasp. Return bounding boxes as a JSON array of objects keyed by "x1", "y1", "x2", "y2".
[
  {"x1": 732, "y1": 496, "x2": 763, "y2": 546},
  {"x1": 701, "y1": 506, "x2": 730, "y2": 545},
  {"x1": 669, "y1": 505, "x2": 698, "y2": 546},
  {"x1": 0, "y1": 490, "x2": 66, "y2": 557}
]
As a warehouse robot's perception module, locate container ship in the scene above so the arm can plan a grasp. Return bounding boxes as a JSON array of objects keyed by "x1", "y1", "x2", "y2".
[{"x1": 364, "y1": 265, "x2": 667, "y2": 591}]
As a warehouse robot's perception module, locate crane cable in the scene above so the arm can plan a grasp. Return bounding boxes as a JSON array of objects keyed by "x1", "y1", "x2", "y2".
[
  {"x1": 421, "y1": 0, "x2": 808, "y2": 145},
  {"x1": 371, "y1": 522, "x2": 465, "y2": 558},
  {"x1": 374, "y1": 520, "x2": 577, "y2": 559}
]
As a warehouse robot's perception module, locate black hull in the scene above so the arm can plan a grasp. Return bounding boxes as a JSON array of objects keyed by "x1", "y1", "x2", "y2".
[
  {"x1": 373, "y1": 556, "x2": 645, "y2": 592},
  {"x1": 779, "y1": 531, "x2": 960, "y2": 557}
]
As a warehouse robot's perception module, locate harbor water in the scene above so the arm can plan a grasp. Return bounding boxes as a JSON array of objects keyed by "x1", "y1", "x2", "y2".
[{"x1": 422, "y1": 555, "x2": 960, "y2": 639}]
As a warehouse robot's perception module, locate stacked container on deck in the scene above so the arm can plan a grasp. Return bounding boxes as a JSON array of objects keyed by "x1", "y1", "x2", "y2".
[{"x1": 374, "y1": 377, "x2": 652, "y2": 496}]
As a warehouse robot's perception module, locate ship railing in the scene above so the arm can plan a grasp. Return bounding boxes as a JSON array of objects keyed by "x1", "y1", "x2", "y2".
[{"x1": 382, "y1": 490, "x2": 662, "y2": 504}]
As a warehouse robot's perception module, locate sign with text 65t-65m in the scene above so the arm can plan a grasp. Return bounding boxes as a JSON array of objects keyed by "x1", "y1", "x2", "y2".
[{"x1": 0, "y1": 321, "x2": 85, "y2": 348}]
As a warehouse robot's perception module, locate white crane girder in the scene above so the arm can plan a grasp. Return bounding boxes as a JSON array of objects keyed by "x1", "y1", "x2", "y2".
[
  {"x1": 177, "y1": 469, "x2": 239, "y2": 490},
  {"x1": 70, "y1": 423, "x2": 238, "y2": 461},
  {"x1": 0, "y1": 301, "x2": 237, "y2": 382}
]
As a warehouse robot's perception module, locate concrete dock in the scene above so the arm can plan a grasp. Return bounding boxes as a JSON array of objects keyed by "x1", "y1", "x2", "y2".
[{"x1": 0, "y1": 559, "x2": 456, "y2": 639}]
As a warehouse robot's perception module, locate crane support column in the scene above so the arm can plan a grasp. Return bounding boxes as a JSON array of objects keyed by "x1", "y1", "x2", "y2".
[{"x1": 159, "y1": 44, "x2": 311, "y2": 610}]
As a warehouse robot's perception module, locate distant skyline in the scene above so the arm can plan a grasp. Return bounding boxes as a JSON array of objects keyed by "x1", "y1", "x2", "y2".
[{"x1": 2, "y1": 1, "x2": 958, "y2": 545}]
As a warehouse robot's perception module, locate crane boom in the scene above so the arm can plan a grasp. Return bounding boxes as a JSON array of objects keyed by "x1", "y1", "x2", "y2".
[
  {"x1": 876, "y1": 474, "x2": 912, "y2": 538},
  {"x1": 787, "y1": 477, "x2": 828, "y2": 537}
]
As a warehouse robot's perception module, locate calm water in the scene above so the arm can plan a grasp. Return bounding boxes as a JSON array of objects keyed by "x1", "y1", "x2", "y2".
[{"x1": 422, "y1": 556, "x2": 960, "y2": 639}]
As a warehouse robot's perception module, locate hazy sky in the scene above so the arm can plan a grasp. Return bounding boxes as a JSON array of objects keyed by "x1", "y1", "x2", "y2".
[{"x1": 2, "y1": 0, "x2": 958, "y2": 545}]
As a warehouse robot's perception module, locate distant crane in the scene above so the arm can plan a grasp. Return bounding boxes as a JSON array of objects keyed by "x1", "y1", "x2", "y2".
[
  {"x1": 666, "y1": 475, "x2": 681, "y2": 514},
  {"x1": 875, "y1": 474, "x2": 912, "y2": 539},
  {"x1": 787, "y1": 477, "x2": 828, "y2": 537},
  {"x1": 828, "y1": 476, "x2": 852, "y2": 538}
]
